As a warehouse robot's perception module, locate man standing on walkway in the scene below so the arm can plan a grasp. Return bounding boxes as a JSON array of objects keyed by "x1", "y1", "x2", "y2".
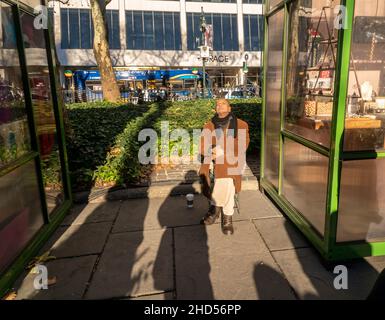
[{"x1": 199, "y1": 98, "x2": 250, "y2": 235}]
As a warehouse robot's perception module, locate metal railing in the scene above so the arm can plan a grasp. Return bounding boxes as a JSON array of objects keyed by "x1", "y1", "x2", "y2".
[{"x1": 63, "y1": 87, "x2": 260, "y2": 104}]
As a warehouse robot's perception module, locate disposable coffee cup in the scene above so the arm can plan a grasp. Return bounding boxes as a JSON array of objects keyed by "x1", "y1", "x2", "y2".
[{"x1": 186, "y1": 194, "x2": 194, "y2": 208}]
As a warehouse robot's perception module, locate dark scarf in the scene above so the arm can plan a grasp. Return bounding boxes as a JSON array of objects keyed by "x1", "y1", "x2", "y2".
[{"x1": 211, "y1": 112, "x2": 238, "y2": 138}]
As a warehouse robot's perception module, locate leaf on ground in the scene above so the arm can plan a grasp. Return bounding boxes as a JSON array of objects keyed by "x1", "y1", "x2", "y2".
[
  {"x1": 2, "y1": 291, "x2": 17, "y2": 300},
  {"x1": 26, "y1": 250, "x2": 56, "y2": 270},
  {"x1": 48, "y1": 276, "x2": 57, "y2": 286}
]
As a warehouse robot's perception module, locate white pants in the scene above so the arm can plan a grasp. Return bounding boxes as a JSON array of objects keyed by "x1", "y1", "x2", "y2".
[{"x1": 210, "y1": 178, "x2": 235, "y2": 216}]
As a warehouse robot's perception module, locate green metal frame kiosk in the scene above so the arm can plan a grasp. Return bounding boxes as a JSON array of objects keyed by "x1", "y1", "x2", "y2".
[
  {"x1": 261, "y1": 0, "x2": 385, "y2": 261},
  {"x1": 0, "y1": 0, "x2": 71, "y2": 295}
]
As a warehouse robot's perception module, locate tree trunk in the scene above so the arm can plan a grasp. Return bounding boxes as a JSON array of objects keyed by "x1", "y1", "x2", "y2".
[{"x1": 90, "y1": 0, "x2": 120, "y2": 102}]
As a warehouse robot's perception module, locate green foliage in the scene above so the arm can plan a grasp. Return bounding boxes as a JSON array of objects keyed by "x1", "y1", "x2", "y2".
[
  {"x1": 41, "y1": 149, "x2": 62, "y2": 189},
  {"x1": 66, "y1": 99, "x2": 262, "y2": 190},
  {"x1": 154, "y1": 98, "x2": 262, "y2": 156},
  {"x1": 0, "y1": 102, "x2": 31, "y2": 166},
  {"x1": 230, "y1": 98, "x2": 262, "y2": 154},
  {"x1": 93, "y1": 102, "x2": 167, "y2": 185},
  {"x1": 66, "y1": 101, "x2": 149, "y2": 189},
  {"x1": 0, "y1": 139, "x2": 30, "y2": 168},
  {"x1": 155, "y1": 99, "x2": 216, "y2": 132}
]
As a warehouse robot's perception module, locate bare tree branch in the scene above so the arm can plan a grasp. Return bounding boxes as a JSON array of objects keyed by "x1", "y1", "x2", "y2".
[{"x1": 49, "y1": 0, "x2": 70, "y2": 4}]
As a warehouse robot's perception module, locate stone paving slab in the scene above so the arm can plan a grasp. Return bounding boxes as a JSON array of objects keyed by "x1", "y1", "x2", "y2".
[
  {"x1": 86, "y1": 229, "x2": 173, "y2": 300},
  {"x1": 128, "y1": 292, "x2": 174, "y2": 300},
  {"x1": 74, "y1": 178, "x2": 259, "y2": 204},
  {"x1": 112, "y1": 190, "x2": 279, "y2": 234},
  {"x1": 11, "y1": 185, "x2": 385, "y2": 300},
  {"x1": 174, "y1": 221, "x2": 296, "y2": 300},
  {"x1": 41, "y1": 222, "x2": 113, "y2": 258},
  {"x1": 149, "y1": 157, "x2": 259, "y2": 184},
  {"x1": 15, "y1": 255, "x2": 97, "y2": 300},
  {"x1": 253, "y1": 217, "x2": 310, "y2": 251},
  {"x1": 112, "y1": 195, "x2": 207, "y2": 233},
  {"x1": 62, "y1": 201, "x2": 121, "y2": 226},
  {"x1": 272, "y1": 248, "x2": 385, "y2": 300},
  {"x1": 234, "y1": 191, "x2": 283, "y2": 221}
]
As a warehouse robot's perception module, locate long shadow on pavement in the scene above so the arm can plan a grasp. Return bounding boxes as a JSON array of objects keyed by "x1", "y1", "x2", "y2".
[
  {"x1": 153, "y1": 171, "x2": 214, "y2": 299},
  {"x1": 253, "y1": 217, "x2": 383, "y2": 300},
  {"x1": 13, "y1": 184, "x2": 149, "y2": 299}
]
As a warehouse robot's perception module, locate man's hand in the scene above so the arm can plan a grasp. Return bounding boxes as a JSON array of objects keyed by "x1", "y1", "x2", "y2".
[{"x1": 211, "y1": 145, "x2": 224, "y2": 161}]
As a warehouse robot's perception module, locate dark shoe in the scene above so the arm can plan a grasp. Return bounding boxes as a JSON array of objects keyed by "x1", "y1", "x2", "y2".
[
  {"x1": 221, "y1": 214, "x2": 234, "y2": 235},
  {"x1": 201, "y1": 205, "x2": 221, "y2": 225}
]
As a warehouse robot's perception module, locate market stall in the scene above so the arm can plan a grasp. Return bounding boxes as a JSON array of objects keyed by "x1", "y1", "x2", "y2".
[
  {"x1": 0, "y1": 0, "x2": 71, "y2": 294},
  {"x1": 261, "y1": 0, "x2": 385, "y2": 260}
]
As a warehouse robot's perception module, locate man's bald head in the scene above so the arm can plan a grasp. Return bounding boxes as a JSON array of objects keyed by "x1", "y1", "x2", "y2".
[{"x1": 216, "y1": 99, "x2": 231, "y2": 118}]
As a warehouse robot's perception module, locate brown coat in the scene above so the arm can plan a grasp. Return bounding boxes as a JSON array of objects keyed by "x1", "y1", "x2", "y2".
[{"x1": 199, "y1": 118, "x2": 250, "y2": 195}]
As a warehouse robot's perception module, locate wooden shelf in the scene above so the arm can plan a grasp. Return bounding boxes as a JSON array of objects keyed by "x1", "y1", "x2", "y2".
[
  {"x1": 345, "y1": 118, "x2": 382, "y2": 129},
  {"x1": 297, "y1": 117, "x2": 382, "y2": 130}
]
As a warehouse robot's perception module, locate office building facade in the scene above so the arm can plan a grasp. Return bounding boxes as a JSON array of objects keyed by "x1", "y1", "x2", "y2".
[{"x1": 49, "y1": 0, "x2": 264, "y2": 87}]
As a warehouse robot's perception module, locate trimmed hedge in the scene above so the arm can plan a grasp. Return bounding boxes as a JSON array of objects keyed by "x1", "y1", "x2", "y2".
[
  {"x1": 67, "y1": 99, "x2": 262, "y2": 190},
  {"x1": 230, "y1": 99, "x2": 262, "y2": 154},
  {"x1": 93, "y1": 102, "x2": 168, "y2": 186},
  {"x1": 66, "y1": 101, "x2": 149, "y2": 190}
]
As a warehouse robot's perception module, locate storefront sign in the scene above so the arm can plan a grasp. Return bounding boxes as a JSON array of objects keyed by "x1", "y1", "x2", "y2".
[
  {"x1": 200, "y1": 46, "x2": 210, "y2": 58},
  {"x1": 64, "y1": 70, "x2": 73, "y2": 78},
  {"x1": 198, "y1": 55, "x2": 230, "y2": 63}
]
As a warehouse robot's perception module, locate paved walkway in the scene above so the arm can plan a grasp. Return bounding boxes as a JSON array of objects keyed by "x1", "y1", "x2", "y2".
[
  {"x1": 149, "y1": 156, "x2": 260, "y2": 184},
  {"x1": 12, "y1": 180, "x2": 385, "y2": 300},
  {"x1": 72, "y1": 156, "x2": 260, "y2": 203}
]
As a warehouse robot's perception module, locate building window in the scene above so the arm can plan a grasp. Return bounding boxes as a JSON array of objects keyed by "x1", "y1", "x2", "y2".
[
  {"x1": 61, "y1": 8, "x2": 92, "y2": 49},
  {"x1": 126, "y1": 11, "x2": 181, "y2": 50},
  {"x1": 187, "y1": 12, "x2": 238, "y2": 51},
  {"x1": 105, "y1": 10, "x2": 120, "y2": 49},
  {"x1": 61, "y1": 9, "x2": 120, "y2": 49},
  {"x1": 186, "y1": 1, "x2": 236, "y2": 3},
  {"x1": 243, "y1": 0, "x2": 264, "y2": 3},
  {"x1": 243, "y1": 14, "x2": 264, "y2": 51}
]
